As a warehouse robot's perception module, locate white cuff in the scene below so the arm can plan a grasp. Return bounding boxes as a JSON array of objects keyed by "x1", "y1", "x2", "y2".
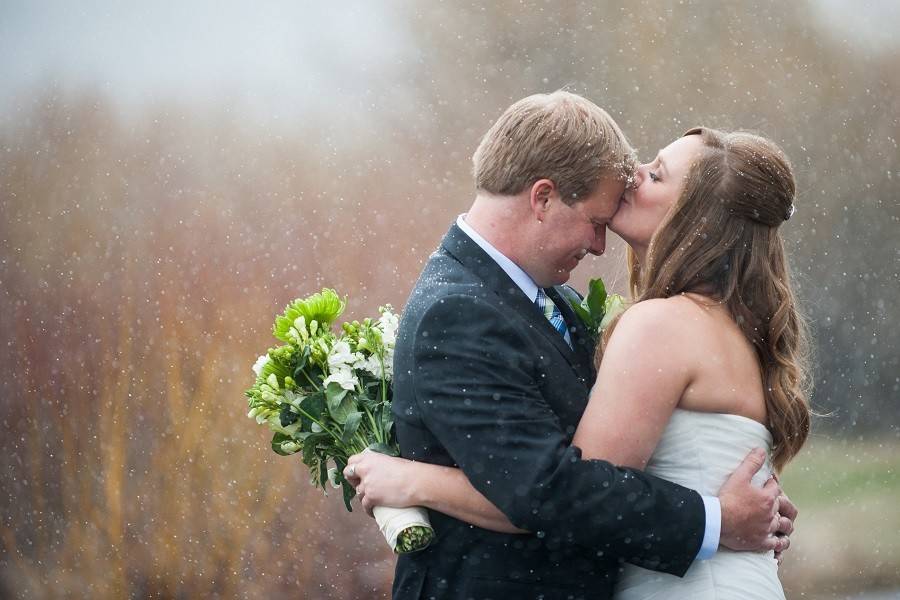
[{"x1": 696, "y1": 495, "x2": 721, "y2": 560}]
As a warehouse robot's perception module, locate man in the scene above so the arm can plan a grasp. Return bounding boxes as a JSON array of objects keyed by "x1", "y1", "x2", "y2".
[{"x1": 355, "y1": 91, "x2": 793, "y2": 599}]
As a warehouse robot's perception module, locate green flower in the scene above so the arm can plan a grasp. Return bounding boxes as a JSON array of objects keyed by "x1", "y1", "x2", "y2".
[{"x1": 274, "y1": 289, "x2": 346, "y2": 343}]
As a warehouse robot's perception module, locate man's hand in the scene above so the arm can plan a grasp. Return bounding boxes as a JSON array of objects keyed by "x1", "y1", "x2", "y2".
[
  {"x1": 719, "y1": 448, "x2": 794, "y2": 555},
  {"x1": 773, "y1": 483, "x2": 797, "y2": 565}
]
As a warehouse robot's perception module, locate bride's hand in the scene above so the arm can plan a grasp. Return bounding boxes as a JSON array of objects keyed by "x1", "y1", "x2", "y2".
[{"x1": 343, "y1": 452, "x2": 420, "y2": 517}]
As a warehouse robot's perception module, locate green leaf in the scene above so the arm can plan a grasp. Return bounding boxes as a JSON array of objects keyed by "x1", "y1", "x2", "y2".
[
  {"x1": 332, "y1": 455, "x2": 350, "y2": 495},
  {"x1": 279, "y1": 405, "x2": 300, "y2": 427},
  {"x1": 298, "y1": 391, "x2": 327, "y2": 431},
  {"x1": 585, "y1": 278, "x2": 607, "y2": 318},
  {"x1": 569, "y1": 302, "x2": 593, "y2": 328},
  {"x1": 295, "y1": 344, "x2": 311, "y2": 373},
  {"x1": 340, "y1": 411, "x2": 363, "y2": 445},
  {"x1": 367, "y1": 442, "x2": 399, "y2": 457},
  {"x1": 302, "y1": 432, "x2": 330, "y2": 466},
  {"x1": 325, "y1": 381, "x2": 349, "y2": 407},
  {"x1": 308, "y1": 453, "x2": 326, "y2": 490},
  {"x1": 317, "y1": 450, "x2": 330, "y2": 489},
  {"x1": 380, "y1": 401, "x2": 395, "y2": 440},
  {"x1": 326, "y1": 383, "x2": 356, "y2": 424},
  {"x1": 340, "y1": 479, "x2": 356, "y2": 512}
]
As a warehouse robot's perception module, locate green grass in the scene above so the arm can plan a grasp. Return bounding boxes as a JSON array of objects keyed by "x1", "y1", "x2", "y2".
[
  {"x1": 779, "y1": 435, "x2": 900, "y2": 597},
  {"x1": 783, "y1": 434, "x2": 900, "y2": 505}
]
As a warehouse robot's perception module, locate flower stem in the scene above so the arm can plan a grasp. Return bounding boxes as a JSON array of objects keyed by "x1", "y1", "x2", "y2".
[{"x1": 297, "y1": 367, "x2": 321, "y2": 391}]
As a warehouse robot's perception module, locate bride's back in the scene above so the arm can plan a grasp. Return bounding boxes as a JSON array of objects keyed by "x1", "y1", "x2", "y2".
[{"x1": 666, "y1": 292, "x2": 768, "y2": 425}]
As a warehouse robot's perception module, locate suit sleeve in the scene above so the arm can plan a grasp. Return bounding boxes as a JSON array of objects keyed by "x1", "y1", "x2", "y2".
[{"x1": 410, "y1": 293, "x2": 705, "y2": 576}]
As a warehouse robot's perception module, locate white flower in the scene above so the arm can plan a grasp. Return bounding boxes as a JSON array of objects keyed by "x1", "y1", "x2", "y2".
[
  {"x1": 323, "y1": 366, "x2": 358, "y2": 391},
  {"x1": 361, "y1": 355, "x2": 385, "y2": 379},
  {"x1": 327, "y1": 340, "x2": 356, "y2": 370},
  {"x1": 252, "y1": 354, "x2": 270, "y2": 376},
  {"x1": 382, "y1": 347, "x2": 394, "y2": 380},
  {"x1": 379, "y1": 310, "x2": 399, "y2": 347}
]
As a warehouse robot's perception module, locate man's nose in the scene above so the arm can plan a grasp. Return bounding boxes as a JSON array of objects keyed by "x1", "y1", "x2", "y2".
[{"x1": 588, "y1": 227, "x2": 606, "y2": 256}]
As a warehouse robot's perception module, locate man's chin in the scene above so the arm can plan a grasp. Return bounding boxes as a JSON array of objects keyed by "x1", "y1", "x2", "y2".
[{"x1": 549, "y1": 270, "x2": 573, "y2": 286}]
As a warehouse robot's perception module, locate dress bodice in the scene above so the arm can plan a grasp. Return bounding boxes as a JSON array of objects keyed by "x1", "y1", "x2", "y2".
[{"x1": 614, "y1": 409, "x2": 785, "y2": 600}]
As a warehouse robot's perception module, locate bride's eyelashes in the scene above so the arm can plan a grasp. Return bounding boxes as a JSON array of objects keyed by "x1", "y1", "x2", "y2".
[{"x1": 648, "y1": 171, "x2": 661, "y2": 182}]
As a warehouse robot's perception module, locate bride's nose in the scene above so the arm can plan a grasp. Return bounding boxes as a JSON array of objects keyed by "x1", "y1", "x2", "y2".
[{"x1": 631, "y1": 163, "x2": 652, "y2": 188}]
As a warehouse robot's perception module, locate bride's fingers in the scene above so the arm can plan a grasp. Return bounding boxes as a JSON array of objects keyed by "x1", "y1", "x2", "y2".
[
  {"x1": 361, "y1": 494, "x2": 375, "y2": 517},
  {"x1": 343, "y1": 458, "x2": 362, "y2": 484}
]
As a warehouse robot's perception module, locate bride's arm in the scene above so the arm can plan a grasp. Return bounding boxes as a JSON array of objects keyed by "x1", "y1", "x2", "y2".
[
  {"x1": 343, "y1": 450, "x2": 526, "y2": 534},
  {"x1": 573, "y1": 299, "x2": 694, "y2": 469},
  {"x1": 343, "y1": 299, "x2": 691, "y2": 534}
]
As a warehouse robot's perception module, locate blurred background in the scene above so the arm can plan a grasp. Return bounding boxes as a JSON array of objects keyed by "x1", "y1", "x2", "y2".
[{"x1": 1, "y1": 1, "x2": 897, "y2": 598}]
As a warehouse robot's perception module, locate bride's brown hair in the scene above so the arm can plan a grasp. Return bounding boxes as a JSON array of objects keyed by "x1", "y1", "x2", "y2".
[{"x1": 600, "y1": 127, "x2": 811, "y2": 472}]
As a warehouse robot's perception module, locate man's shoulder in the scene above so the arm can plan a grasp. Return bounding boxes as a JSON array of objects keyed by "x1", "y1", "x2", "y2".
[{"x1": 404, "y1": 250, "x2": 487, "y2": 311}]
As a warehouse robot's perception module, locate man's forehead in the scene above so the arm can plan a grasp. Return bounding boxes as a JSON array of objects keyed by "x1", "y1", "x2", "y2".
[{"x1": 583, "y1": 179, "x2": 623, "y2": 219}]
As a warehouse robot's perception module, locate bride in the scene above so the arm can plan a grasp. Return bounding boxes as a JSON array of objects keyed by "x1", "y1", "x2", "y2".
[{"x1": 345, "y1": 126, "x2": 811, "y2": 599}]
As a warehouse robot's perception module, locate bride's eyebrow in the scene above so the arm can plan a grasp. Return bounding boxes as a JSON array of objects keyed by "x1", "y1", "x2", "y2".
[{"x1": 657, "y1": 154, "x2": 668, "y2": 175}]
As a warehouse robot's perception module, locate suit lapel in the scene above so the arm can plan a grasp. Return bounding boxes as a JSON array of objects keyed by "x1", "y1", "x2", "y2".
[
  {"x1": 546, "y1": 285, "x2": 596, "y2": 383},
  {"x1": 439, "y1": 224, "x2": 586, "y2": 376}
]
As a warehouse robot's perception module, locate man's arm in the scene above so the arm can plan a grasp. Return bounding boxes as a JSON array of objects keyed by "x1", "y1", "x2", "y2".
[{"x1": 409, "y1": 293, "x2": 705, "y2": 576}]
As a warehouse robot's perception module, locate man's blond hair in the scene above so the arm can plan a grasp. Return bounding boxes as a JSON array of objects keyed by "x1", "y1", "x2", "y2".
[{"x1": 472, "y1": 91, "x2": 636, "y2": 204}]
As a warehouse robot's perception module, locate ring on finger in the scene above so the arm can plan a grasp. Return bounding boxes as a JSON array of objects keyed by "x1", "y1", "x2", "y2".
[{"x1": 347, "y1": 465, "x2": 356, "y2": 478}]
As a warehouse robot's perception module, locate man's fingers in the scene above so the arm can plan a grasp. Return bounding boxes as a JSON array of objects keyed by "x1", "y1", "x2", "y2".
[
  {"x1": 768, "y1": 514, "x2": 781, "y2": 535},
  {"x1": 775, "y1": 516, "x2": 794, "y2": 537},
  {"x1": 759, "y1": 536, "x2": 779, "y2": 553},
  {"x1": 731, "y1": 448, "x2": 768, "y2": 483},
  {"x1": 778, "y1": 493, "x2": 799, "y2": 521}
]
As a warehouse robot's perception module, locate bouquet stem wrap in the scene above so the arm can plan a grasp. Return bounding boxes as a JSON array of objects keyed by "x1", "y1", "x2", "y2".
[{"x1": 373, "y1": 505, "x2": 434, "y2": 554}]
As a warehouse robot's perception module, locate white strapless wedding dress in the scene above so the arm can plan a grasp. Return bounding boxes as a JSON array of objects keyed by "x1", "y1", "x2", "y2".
[{"x1": 614, "y1": 409, "x2": 785, "y2": 600}]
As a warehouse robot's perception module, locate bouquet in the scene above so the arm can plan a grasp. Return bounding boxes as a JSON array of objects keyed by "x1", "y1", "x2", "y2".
[{"x1": 245, "y1": 289, "x2": 434, "y2": 554}]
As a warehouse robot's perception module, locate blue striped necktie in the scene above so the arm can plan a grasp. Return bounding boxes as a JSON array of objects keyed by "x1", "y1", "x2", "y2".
[{"x1": 535, "y1": 288, "x2": 570, "y2": 345}]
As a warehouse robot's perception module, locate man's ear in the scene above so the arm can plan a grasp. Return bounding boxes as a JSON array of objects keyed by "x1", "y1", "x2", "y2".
[{"x1": 529, "y1": 179, "x2": 557, "y2": 222}]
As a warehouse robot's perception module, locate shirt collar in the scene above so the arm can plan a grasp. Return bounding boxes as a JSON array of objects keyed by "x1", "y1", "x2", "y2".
[{"x1": 456, "y1": 214, "x2": 539, "y2": 303}]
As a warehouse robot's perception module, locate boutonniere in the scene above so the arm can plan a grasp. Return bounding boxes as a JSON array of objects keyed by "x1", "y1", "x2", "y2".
[{"x1": 568, "y1": 278, "x2": 627, "y2": 343}]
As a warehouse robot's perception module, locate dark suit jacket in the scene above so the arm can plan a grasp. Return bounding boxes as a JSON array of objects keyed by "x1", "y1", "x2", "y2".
[{"x1": 391, "y1": 224, "x2": 705, "y2": 600}]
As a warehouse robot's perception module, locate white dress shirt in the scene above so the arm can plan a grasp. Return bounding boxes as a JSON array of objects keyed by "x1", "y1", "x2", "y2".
[{"x1": 456, "y1": 214, "x2": 721, "y2": 561}]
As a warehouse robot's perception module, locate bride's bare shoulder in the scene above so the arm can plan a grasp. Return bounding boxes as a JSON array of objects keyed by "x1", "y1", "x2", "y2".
[
  {"x1": 610, "y1": 295, "x2": 701, "y2": 342},
  {"x1": 618, "y1": 295, "x2": 707, "y2": 325}
]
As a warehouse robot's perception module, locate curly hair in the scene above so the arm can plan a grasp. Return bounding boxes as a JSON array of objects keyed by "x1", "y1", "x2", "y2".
[{"x1": 600, "y1": 127, "x2": 812, "y2": 472}]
